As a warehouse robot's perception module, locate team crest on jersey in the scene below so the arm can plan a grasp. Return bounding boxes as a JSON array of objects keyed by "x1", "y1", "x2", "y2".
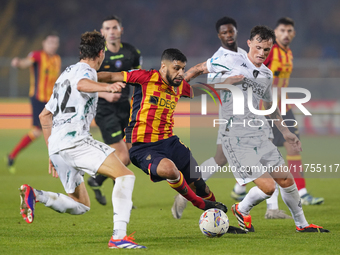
[
  {"x1": 158, "y1": 84, "x2": 168, "y2": 92},
  {"x1": 115, "y1": 60, "x2": 122, "y2": 68}
]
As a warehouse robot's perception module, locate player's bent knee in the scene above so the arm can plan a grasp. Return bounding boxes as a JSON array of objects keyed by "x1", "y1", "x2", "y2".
[
  {"x1": 214, "y1": 156, "x2": 228, "y2": 167},
  {"x1": 99, "y1": 152, "x2": 134, "y2": 178},
  {"x1": 114, "y1": 151, "x2": 130, "y2": 166},
  {"x1": 157, "y1": 158, "x2": 178, "y2": 179},
  {"x1": 121, "y1": 156, "x2": 131, "y2": 166},
  {"x1": 32, "y1": 127, "x2": 42, "y2": 136},
  {"x1": 258, "y1": 181, "x2": 276, "y2": 196},
  {"x1": 262, "y1": 186, "x2": 275, "y2": 196},
  {"x1": 276, "y1": 177, "x2": 295, "y2": 188}
]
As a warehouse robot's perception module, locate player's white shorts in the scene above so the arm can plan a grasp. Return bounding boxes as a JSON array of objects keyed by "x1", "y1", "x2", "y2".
[
  {"x1": 217, "y1": 125, "x2": 274, "y2": 145},
  {"x1": 221, "y1": 134, "x2": 284, "y2": 185},
  {"x1": 50, "y1": 137, "x2": 115, "y2": 193}
]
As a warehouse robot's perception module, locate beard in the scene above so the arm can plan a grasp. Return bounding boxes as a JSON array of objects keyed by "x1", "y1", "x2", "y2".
[{"x1": 166, "y1": 72, "x2": 182, "y2": 87}]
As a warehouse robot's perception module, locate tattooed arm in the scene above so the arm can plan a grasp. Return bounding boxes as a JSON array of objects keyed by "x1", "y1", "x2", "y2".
[
  {"x1": 263, "y1": 101, "x2": 302, "y2": 152},
  {"x1": 184, "y1": 61, "x2": 209, "y2": 82}
]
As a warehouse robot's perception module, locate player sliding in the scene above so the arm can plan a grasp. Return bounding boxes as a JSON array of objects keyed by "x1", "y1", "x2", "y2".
[
  {"x1": 19, "y1": 31, "x2": 146, "y2": 249},
  {"x1": 96, "y1": 49, "x2": 233, "y2": 220},
  {"x1": 183, "y1": 25, "x2": 329, "y2": 233}
]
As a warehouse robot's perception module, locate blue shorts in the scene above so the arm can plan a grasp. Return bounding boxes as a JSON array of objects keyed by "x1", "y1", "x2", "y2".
[
  {"x1": 267, "y1": 109, "x2": 300, "y2": 147},
  {"x1": 30, "y1": 97, "x2": 45, "y2": 128},
  {"x1": 129, "y1": 135, "x2": 200, "y2": 183}
]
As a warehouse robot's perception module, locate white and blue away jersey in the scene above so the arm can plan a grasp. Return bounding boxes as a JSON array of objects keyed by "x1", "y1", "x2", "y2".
[{"x1": 45, "y1": 62, "x2": 98, "y2": 155}]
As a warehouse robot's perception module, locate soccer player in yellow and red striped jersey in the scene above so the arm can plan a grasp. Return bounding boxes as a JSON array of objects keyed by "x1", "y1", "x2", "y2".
[
  {"x1": 263, "y1": 17, "x2": 324, "y2": 205},
  {"x1": 124, "y1": 68, "x2": 188, "y2": 144},
  {"x1": 7, "y1": 32, "x2": 61, "y2": 173},
  {"x1": 97, "y1": 48, "x2": 229, "y2": 217}
]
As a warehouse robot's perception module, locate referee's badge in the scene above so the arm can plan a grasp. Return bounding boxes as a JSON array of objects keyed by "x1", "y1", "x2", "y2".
[{"x1": 115, "y1": 60, "x2": 122, "y2": 68}]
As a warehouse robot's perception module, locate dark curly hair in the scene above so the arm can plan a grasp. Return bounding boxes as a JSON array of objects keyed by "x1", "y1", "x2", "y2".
[
  {"x1": 276, "y1": 17, "x2": 294, "y2": 28},
  {"x1": 249, "y1": 25, "x2": 275, "y2": 42},
  {"x1": 215, "y1": 16, "x2": 237, "y2": 33},
  {"x1": 161, "y1": 48, "x2": 187, "y2": 63},
  {"x1": 79, "y1": 30, "x2": 105, "y2": 60}
]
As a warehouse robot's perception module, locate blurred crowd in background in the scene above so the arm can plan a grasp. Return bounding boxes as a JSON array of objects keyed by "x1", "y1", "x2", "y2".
[
  {"x1": 1, "y1": 0, "x2": 340, "y2": 98},
  {"x1": 5, "y1": 0, "x2": 340, "y2": 59}
]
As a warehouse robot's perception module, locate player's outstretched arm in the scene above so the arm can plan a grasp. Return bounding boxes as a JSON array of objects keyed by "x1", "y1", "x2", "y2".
[
  {"x1": 77, "y1": 79, "x2": 125, "y2": 93},
  {"x1": 97, "y1": 72, "x2": 124, "y2": 83},
  {"x1": 190, "y1": 75, "x2": 244, "y2": 97},
  {"x1": 11, "y1": 57, "x2": 33, "y2": 69},
  {"x1": 184, "y1": 61, "x2": 209, "y2": 82},
  {"x1": 263, "y1": 101, "x2": 302, "y2": 152},
  {"x1": 217, "y1": 75, "x2": 244, "y2": 85},
  {"x1": 98, "y1": 92, "x2": 122, "y2": 102}
]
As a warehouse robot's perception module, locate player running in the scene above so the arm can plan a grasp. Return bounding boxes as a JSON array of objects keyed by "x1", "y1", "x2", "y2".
[
  {"x1": 261, "y1": 17, "x2": 324, "y2": 206},
  {"x1": 7, "y1": 32, "x2": 61, "y2": 173},
  {"x1": 183, "y1": 25, "x2": 329, "y2": 233},
  {"x1": 19, "y1": 31, "x2": 146, "y2": 249},
  {"x1": 97, "y1": 48, "x2": 228, "y2": 214},
  {"x1": 172, "y1": 16, "x2": 291, "y2": 220}
]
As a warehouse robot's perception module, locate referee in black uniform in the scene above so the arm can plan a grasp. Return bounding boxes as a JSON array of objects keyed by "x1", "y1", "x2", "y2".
[{"x1": 88, "y1": 15, "x2": 141, "y2": 205}]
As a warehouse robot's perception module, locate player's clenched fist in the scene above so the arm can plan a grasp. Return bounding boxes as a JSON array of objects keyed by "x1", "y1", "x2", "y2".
[{"x1": 107, "y1": 82, "x2": 125, "y2": 93}]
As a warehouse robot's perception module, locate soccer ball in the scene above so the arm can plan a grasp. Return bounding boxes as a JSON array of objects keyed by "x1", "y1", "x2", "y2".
[{"x1": 199, "y1": 208, "x2": 229, "y2": 237}]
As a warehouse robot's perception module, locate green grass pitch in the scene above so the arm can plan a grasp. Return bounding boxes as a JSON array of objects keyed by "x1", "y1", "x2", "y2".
[{"x1": 0, "y1": 127, "x2": 339, "y2": 254}]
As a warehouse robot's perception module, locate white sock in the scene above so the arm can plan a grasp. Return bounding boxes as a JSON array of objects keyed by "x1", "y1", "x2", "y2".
[
  {"x1": 112, "y1": 222, "x2": 127, "y2": 240},
  {"x1": 234, "y1": 182, "x2": 246, "y2": 194},
  {"x1": 280, "y1": 184, "x2": 309, "y2": 228},
  {"x1": 238, "y1": 186, "x2": 271, "y2": 215},
  {"x1": 167, "y1": 174, "x2": 180, "y2": 183},
  {"x1": 200, "y1": 157, "x2": 218, "y2": 181},
  {"x1": 298, "y1": 188, "x2": 307, "y2": 197},
  {"x1": 112, "y1": 175, "x2": 135, "y2": 239},
  {"x1": 34, "y1": 189, "x2": 90, "y2": 215},
  {"x1": 266, "y1": 183, "x2": 279, "y2": 210}
]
